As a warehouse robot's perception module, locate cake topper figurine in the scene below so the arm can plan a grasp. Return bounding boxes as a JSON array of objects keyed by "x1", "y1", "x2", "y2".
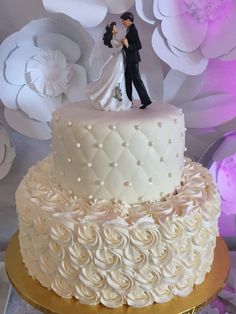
[
  {"x1": 87, "y1": 12, "x2": 152, "y2": 111},
  {"x1": 120, "y1": 12, "x2": 152, "y2": 109},
  {"x1": 86, "y1": 21, "x2": 132, "y2": 111}
]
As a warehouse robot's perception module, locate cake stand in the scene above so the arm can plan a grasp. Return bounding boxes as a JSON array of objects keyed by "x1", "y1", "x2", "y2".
[{"x1": 5, "y1": 232, "x2": 230, "y2": 314}]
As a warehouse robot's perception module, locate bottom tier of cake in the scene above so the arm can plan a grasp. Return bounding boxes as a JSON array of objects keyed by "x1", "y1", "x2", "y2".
[{"x1": 16, "y1": 156, "x2": 220, "y2": 308}]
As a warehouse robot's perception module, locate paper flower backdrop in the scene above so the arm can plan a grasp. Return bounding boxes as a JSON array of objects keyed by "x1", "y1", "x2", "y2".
[
  {"x1": 156, "y1": 69, "x2": 236, "y2": 130},
  {"x1": 0, "y1": 14, "x2": 97, "y2": 139},
  {"x1": 42, "y1": 0, "x2": 135, "y2": 27},
  {"x1": 136, "y1": 0, "x2": 236, "y2": 75},
  {"x1": 0, "y1": 124, "x2": 15, "y2": 180},
  {"x1": 210, "y1": 132, "x2": 236, "y2": 215}
]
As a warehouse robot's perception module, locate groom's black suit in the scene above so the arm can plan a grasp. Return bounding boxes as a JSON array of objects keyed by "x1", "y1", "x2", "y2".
[{"x1": 123, "y1": 23, "x2": 151, "y2": 106}]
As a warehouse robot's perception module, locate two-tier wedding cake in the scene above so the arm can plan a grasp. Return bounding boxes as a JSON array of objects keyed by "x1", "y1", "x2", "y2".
[{"x1": 15, "y1": 99, "x2": 220, "y2": 308}]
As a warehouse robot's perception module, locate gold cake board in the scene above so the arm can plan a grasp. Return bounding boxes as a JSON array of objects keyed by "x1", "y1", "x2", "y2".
[{"x1": 5, "y1": 233, "x2": 230, "y2": 314}]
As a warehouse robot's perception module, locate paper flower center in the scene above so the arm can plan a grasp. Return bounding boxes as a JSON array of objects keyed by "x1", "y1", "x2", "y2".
[
  {"x1": 184, "y1": 0, "x2": 227, "y2": 23},
  {"x1": 26, "y1": 49, "x2": 73, "y2": 97}
]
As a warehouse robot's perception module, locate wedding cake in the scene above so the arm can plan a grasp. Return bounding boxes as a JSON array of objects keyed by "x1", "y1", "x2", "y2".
[{"x1": 15, "y1": 99, "x2": 220, "y2": 308}]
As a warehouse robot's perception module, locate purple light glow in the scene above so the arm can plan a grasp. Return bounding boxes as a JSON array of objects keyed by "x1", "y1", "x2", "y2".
[
  {"x1": 210, "y1": 153, "x2": 236, "y2": 237},
  {"x1": 203, "y1": 59, "x2": 236, "y2": 97}
]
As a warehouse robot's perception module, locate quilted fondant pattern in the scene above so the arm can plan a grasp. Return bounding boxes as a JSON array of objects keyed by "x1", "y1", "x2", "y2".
[{"x1": 52, "y1": 101, "x2": 185, "y2": 203}]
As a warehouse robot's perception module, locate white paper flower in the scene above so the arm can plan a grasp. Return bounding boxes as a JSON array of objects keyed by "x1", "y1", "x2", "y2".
[
  {"x1": 42, "y1": 0, "x2": 135, "y2": 28},
  {"x1": 209, "y1": 132, "x2": 236, "y2": 216},
  {"x1": 0, "y1": 14, "x2": 97, "y2": 139},
  {"x1": 149, "y1": 64, "x2": 236, "y2": 162},
  {"x1": 0, "y1": 124, "x2": 15, "y2": 180},
  {"x1": 136, "y1": 0, "x2": 236, "y2": 75},
  {"x1": 160, "y1": 69, "x2": 236, "y2": 129}
]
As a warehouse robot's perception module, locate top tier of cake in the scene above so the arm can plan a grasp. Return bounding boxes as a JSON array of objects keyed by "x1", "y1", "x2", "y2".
[{"x1": 51, "y1": 101, "x2": 185, "y2": 203}]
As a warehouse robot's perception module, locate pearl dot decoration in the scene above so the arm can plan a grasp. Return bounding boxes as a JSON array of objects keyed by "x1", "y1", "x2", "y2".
[
  {"x1": 87, "y1": 162, "x2": 92, "y2": 167},
  {"x1": 68, "y1": 190, "x2": 73, "y2": 195},
  {"x1": 77, "y1": 177, "x2": 81, "y2": 182},
  {"x1": 88, "y1": 195, "x2": 93, "y2": 200},
  {"x1": 109, "y1": 125, "x2": 116, "y2": 130},
  {"x1": 122, "y1": 142, "x2": 129, "y2": 147},
  {"x1": 124, "y1": 181, "x2": 132, "y2": 187},
  {"x1": 185, "y1": 147, "x2": 187, "y2": 152},
  {"x1": 137, "y1": 160, "x2": 143, "y2": 166},
  {"x1": 68, "y1": 121, "x2": 72, "y2": 127},
  {"x1": 99, "y1": 181, "x2": 105, "y2": 186},
  {"x1": 67, "y1": 158, "x2": 72, "y2": 163},
  {"x1": 76, "y1": 143, "x2": 81, "y2": 148},
  {"x1": 97, "y1": 143, "x2": 103, "y2": 148},
  {"x1": 55, "y1": 116, "x2": 60, "y2": 121},
  {"x1": 86, "y1": 124, "x2": 92, "y2": 130},
  {"x1": 110, "y1": 162, "x2": 118, "y2": 167}
]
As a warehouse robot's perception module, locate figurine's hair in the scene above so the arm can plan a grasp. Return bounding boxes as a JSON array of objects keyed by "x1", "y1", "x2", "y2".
[
  {"x1": 103, "y1": 21, "x2": 116, "y2": 48},
  {"x1": 120, "y1": 12, "x2": 134, "y2": 22}
]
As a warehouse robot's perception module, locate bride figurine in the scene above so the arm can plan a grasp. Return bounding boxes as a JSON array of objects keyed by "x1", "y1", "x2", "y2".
[{"x1": 87, "y1": 22, "x2": 132, "y2": 111}]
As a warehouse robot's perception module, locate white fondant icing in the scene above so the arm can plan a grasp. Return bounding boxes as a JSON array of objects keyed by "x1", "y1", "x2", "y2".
[{"x1": 52, "y1": 101, "x2": 185, "y2": 203}]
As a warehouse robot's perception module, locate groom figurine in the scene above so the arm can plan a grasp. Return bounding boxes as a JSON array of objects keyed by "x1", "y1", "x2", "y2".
[{"x1": 120, "y1": 12, "x2": 151, "y2": 109}]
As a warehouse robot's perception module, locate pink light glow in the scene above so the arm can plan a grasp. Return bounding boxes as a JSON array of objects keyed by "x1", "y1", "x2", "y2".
[
  {"x1": 202, "y1": 59, "x2": 236, "y2": 96},
  {"x1": 210, "y1": 153, "x2": 236, "y2": 237}
]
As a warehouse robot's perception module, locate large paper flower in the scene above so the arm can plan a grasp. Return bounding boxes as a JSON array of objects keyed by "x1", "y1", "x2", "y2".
[
  {"x1": 0, "y1": 124, "x2": 15, "y2": 180},
  {"x1": 42, "y1": 0, "x2": 135, "y2": 28},
  {"x1": 147, "y1": 63, "x2": 236, "y2": 164},
  {"x1": 0, "y1": 14, "x2": 97, "y2": 139},
  {"x1": 209, "y1": 132, "x2": 236, "y2": 216},
  {"x1": 136, "y1": 0, "x2": 236, "y2": 75},
  {"x1": 159, "y1": 69, "x2": 236, "y2": 129}
]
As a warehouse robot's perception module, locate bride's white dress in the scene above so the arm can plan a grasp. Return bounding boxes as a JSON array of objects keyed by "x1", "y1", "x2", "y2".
[{"x1": 87, "y1": 37, "x2": 132, "y2": 111}]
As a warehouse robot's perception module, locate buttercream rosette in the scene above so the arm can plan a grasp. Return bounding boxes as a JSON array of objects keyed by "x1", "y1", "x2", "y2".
[{"x1": 16, "y1": 155, "x2": 220, "y2": 308}]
